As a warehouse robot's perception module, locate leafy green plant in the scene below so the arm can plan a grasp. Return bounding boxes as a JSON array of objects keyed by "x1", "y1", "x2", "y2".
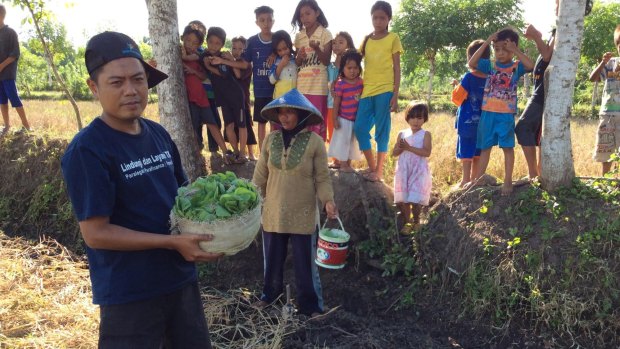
[{"x1": 172, "y1": 172, "x2": 259, "y2": 222}]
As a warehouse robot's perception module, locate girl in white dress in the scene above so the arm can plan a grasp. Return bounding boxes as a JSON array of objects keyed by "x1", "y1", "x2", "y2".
[{"x1": 391, "y1": 101, "x2": 432, "y2": 234}]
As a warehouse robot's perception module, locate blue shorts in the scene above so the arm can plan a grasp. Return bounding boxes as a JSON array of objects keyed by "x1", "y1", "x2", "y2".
[
  {"x1": 476, "y1": 111, "x2": 515, "y2": 149},
  {"x1": 456, "y1": 134, "x2": 480, "y2": 160},
  {"x1": 354, "y1": 92, "x2": 393, "y2": 153},
  {"x1": 0, "y1": 80, "x2": 23, "y2": 108}
]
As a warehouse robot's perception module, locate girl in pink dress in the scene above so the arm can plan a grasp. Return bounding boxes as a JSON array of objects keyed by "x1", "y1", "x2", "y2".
[{"x1": 392, "y1": 101, "x2": 432, "y2": 235}]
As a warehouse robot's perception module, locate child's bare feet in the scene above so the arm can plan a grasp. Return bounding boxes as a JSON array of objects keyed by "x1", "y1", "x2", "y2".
[{"x1": 501, "y1": 182, "x2": 513, "y2": 196}]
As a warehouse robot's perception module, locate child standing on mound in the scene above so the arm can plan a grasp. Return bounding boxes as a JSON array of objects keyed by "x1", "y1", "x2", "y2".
[
  {"x1": 451, "y1": 40, "x2": 490, "y2": 187},
  {"x1": 269, "y1": 30, "x2": 297, "y2": 99},
  {"x1": 589, "y1": 24, "x2": 620, "y2": 176},
  {"x1": 355, "y1": 1, "x2": 403, "y2": 183},
  {"x1": 328, "y1": 50, "x2": 363, "y2": 172},
  {"x1": 292, "y1": 0, "x2": 333, "y2": 140},
  {"x1": 328, "y1": 31, "x2": 355, "y2": 169},
  {"x1": 392, "y1": 101, "x2": 432, "y2": 235}
]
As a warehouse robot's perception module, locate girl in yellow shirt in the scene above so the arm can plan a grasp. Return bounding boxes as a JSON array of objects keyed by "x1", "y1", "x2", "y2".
[{"x1": 354, "y1": 1, "x2": 403, "y2": 182}]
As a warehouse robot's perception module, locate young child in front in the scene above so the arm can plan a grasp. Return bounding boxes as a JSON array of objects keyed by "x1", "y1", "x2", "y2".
[
  {"x1": 243, "y1": 6, "x2": 276, "y2": 152},
  {"x1": 451, "y1": 40, "x2": 490, "y2": 187},
  {"x1": 326, "y1": 31, "x2": 355, "y2": 145},
  {"x1": 231, "y1": 36, "x2": 258, "y2": 161},
  {"x1": 468, "y1": 28, "x2": 534, "y2": 195},
  {"x1": 292, "y1": 0, "x2": 333, "y2": 140},
  {"x1": 354, "y1": 1, "x2": 403, "y2": 183},
  {"x1": 269, "y1": 30, "x2": 297, "y2": 99},
  {"x1": 202, "y1": 27, "x2": 249, "y2": 163},
  {"x1": 327, "y1": 49, "x2": 363, "y2": 173},
  {"x1": 328, "y1": 31, "x2": 355, "y2": 169},
  {"x1": 392, "y1": 101, "x2": 432, "y2": 235},
  {"x1": 180, "y1": 23, "x2": 229, "y2": 157},
  {"x1": 589, "y1": 24, "x2": 620, "y2": 176}
]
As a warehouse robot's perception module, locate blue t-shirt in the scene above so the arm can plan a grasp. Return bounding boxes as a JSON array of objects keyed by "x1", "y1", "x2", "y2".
[
  {"x1": 242, "y1": 33, "x2": 275, "y2": 98},
  {"x1": 456, "y1": 72, "x2": 487, "y2": 138},
  {"x1": 61, "y1": 118, "x2": 196, "y2": 305},
  {"x1": 477, "y1": 58, "x2": 527, "y2": 114}
]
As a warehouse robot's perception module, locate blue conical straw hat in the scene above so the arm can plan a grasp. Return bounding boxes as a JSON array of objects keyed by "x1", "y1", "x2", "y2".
[{"x1": 261, "y1": 88, "x2": 323, "y2": 125}]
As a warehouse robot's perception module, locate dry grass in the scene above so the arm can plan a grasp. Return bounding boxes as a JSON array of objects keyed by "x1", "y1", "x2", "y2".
[
  {"x1": 0, "y1": 231, "x2": 297, "y2": 348},
  {"x1": 10, "y1": 100, "x2": 600, "y2": 195},
  {"x1": 0, "y1": 232, "x2": 98, "y2": 348}
]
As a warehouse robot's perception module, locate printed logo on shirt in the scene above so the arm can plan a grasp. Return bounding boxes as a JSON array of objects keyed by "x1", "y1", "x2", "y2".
[{"x1": 120, "y1": 151, "x2": 174, "y2": 180}]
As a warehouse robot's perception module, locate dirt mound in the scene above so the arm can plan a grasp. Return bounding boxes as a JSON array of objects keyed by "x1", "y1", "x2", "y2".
[
  {"x1": 419, "y1": 179, "x2": 620, "y2": 347},
  {"x1": 0, "y1": 132, "x2": 80, "y2": 250}
]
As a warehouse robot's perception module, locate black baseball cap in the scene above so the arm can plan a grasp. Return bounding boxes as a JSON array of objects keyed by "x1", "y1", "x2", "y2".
[{"x1": 85, "y1": 31, "x2": 168, "y2": 88}]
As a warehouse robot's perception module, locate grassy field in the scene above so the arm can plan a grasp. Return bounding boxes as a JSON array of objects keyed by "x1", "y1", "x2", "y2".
[{"x1": 7, "y1": 98, "x2": 601, "y2": 193}]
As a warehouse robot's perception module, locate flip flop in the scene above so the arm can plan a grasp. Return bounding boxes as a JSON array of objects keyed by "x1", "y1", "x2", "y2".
[{"x1": 328, "y1": 163, "x2": 341, "y2": 169}]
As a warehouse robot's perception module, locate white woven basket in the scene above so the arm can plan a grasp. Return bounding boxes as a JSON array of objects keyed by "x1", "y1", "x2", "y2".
[{"x1": 170, "y1": 203, "x2": 261, "y2": 256}]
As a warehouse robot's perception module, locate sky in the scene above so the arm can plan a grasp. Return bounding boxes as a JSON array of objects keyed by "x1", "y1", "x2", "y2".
[{"x1": 3, "y1": 0, "x2": 557, "y2": 49}]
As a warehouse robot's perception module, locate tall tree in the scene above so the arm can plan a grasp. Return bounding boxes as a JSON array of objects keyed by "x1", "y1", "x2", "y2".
[
  {"x1": 540, "y1": 0, "x2": 586, "y2": 191},
  {"x1": 393, "y1": 0, "x2": 521, "y2": 104},
  {"x1": 12, "y1": 0, "x2": 82, "y2": 130},
  {"x1": 145, "y1": 0, "x2": 205, "y2": 180}
]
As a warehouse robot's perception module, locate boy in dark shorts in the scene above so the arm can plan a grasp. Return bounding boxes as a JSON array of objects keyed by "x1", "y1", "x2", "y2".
[
  {"x1": 202, "y1": 27, "x2": 250, "y2": 163},
  {"x1": 242, "y1": 6, "x2": 276, "y2": 152}
]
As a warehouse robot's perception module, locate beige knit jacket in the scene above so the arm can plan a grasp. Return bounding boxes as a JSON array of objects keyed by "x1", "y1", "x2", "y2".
[{"x1": 252, "y1": 129, "x2": 334, "y2": 234}]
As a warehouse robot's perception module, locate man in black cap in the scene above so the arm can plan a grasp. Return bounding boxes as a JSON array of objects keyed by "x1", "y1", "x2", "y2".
[{"x1": 61, "y1": 31, "x2": 221, "y2": 348}]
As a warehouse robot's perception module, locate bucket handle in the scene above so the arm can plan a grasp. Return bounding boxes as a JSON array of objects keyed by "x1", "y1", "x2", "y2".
[{"x1": 321, "y1": 216, "x2": 345, "y2": 232}]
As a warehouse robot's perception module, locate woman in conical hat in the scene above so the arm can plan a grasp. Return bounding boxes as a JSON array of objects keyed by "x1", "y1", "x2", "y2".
[{"x1": 252, "y1": 88, "x2": 338, "y2": 317}]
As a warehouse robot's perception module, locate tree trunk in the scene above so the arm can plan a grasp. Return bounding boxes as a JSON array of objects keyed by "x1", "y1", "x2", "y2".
[
  {"x1": 23, "y1": 0, "x2": 82, "y2": 131},
  {"x1": 145, "y1": 0, "x2": 205, "y2": 181},
  {"x1": 426, "y1": 51, "x2": 436, "y2": 105},
  {"x1": 540, "y1": 0, "x2": 585, "y2": 191},
  {"x1": 523, "y1": 72, "x2": 531, "y2": 98}
]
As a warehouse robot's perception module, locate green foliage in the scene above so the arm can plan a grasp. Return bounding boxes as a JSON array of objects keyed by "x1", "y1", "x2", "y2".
[
  {"x1": 172, "y1": 172, "x2": 259, "y2": 222},
  {"x1": 357, "y1": 208, "x2": 426, "y2": 309},
  {"x1": 16, "y1": 44, "x2": 48, "y2": 95},
  {"x1": 582, "y1": 1, "x2": 620, "y2": 66},
  {"x1": 394, "y1": 0, "x2": 522, "y2": 101}
]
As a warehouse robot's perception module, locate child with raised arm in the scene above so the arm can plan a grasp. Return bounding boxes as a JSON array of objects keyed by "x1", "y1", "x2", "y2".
[
  {"x1": 515, "y1": 24, "x2": 555, "y2": 181},
  {"x1": 468, "y1": 28, "x2": 534, "y2": 195},
  {"x1": 202, "y1": 27, "x2": 250, "y2": 164},
  {"x1": 243, "y1": 6, "x2": 276, "y2": 152},
  {"x1": 180, "y1": 23, "x2": 229, "y2": 158},
  {"x1": 354, "y1": 1, "x2": 403, "y2": 183},
  {"x1": 392, "y1": 101, "x2": 432, "y2": 235},
  {"x1": 327, "y1": 49, "x2": 364, "y2": 173},
  {"x1": 589, "y1": 24, "x2": 620, "y2": 176},
  {"x1": 292, "y1": 0, "x2": 333, "y2": 140},
  {"x1": 451, "y1": 40, "x2": 490, "y2": 187}
]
